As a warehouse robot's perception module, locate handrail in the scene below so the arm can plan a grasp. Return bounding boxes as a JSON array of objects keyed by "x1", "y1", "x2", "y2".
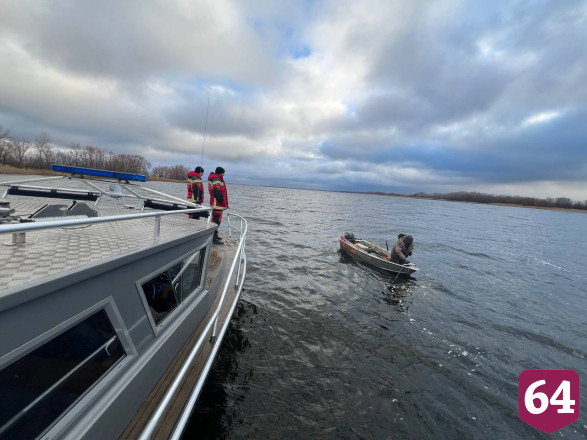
[
  {"x1": 2, "y1": 184, "x2": 100, "y2": 195},
  {"x1": 0, "y1": 174, "x2": 202, "y2": 214},
  {"x1": 0, "y1": 176, "x2": 65, "y2": 186},
  {"x1": 213, "y1": 213, "x2": 246, "y2": 337},
  {"x1": 228, "y1": 214, "x2": 246, "y2": 287},
  {"x1": 0, "y1": 207, "x2": 213, "y2": 235},
  {"x1": 138, "y1": 212, "x2": 247, "y2": 440},
  {"x1": 170, "y1": 253, "x2": 247, "y2": 440}
]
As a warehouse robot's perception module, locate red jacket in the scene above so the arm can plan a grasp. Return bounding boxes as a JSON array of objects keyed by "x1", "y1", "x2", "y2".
[
  {"x1": 187, "y1": 171, "x2": 204, "y2": 204},
  {"x1": 207, "y1": 173, "x2": 228, "y2": 210}
]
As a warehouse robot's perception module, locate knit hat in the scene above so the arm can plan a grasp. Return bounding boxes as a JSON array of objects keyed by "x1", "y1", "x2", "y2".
[
  {"x1": 215, "y1": 166, "x2": 225, "y2": 174},
  {"x1": 194, "y1": 166, "x2": 204, "y2": 173}
]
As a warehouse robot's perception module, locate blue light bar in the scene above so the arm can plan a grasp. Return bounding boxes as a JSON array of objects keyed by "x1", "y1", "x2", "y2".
[{"x1": 52, "y1": 164, "x2": 147, "y2": 182}]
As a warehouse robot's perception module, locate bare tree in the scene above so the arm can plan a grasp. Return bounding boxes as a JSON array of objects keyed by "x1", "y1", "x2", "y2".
[
  {"x1": 110, "y1": 153, "x2": 150, "y2": 174},
  {"x1": 0, "y1": 125, "x2": 9, "y2": 145},
  {"x1": 54, "y1": 149, "x2": 71, "y2": 166},
  {"x1": 13, "y1": 138, "x2": 31, "y2": 167},
  {"x1": 68, "y1": 142, "x2": 82, "y2": 166},
  {"x1": 44, "y1": 148, "x2": 56, "y2": 168},
  {"x1": 0, "y1": 125, "x2": 11, "y2": 165},
  {"x1": 0, "y1": 139, "x2": 10, "y2": 165},
  {"x1": 34, "y1": 132, "x2": 52, "y2": 169},
  {"x1": 151, "y1": 166, "x2": 170, "y2": 178},
  {"x1": 82, "y1": 146, "x2": 101, "y2": 168},
  {"x1": 94, "y1": 148, "x2": 107, "y2": 169},
  {"x1": 106, "y1": 150, "x2": 116, "y2": 169},
  {"x1": 0, "y1": 132, "x2": 12, "y2": 165},
  {"x1": 168, "y1": 164, "x2": 189, "y2": 180}
]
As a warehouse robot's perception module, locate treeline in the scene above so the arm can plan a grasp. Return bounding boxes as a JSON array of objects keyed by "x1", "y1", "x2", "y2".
[
  {"x1": 0, "y1": 126, "x2": 151, "y2": 175},
  {"x1": 150, "y1": 165, "x2": 191, "y2": 180},
  {"x1": 410, "y1": 191, "x2": 587, "y2": 211}
]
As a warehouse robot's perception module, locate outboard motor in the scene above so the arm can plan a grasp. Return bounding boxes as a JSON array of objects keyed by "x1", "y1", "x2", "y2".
[{"x1": 344, "y1": 232, "x2": 356, "y2": 243}]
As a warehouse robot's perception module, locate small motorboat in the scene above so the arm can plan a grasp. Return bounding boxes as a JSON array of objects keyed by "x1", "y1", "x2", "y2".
[{"x1": 339, "y1": 233, "x2": 418, "y2": 275}]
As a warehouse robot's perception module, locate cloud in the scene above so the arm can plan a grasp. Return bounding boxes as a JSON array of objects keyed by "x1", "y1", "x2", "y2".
[
  {"x1": 0, "y1": 0, "x2": 585, "y2": 199},
  {"x1": 521, "y1": 111, "x2": 560, "y2": 127},
  {"x1": 0, "y1": 0, "x2": 277, "y2": 83}
]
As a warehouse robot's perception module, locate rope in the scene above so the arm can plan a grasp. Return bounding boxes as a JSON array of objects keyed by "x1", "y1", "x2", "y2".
[{"x1": 390, "y1": 267, "x2": 403, "y2": 285}]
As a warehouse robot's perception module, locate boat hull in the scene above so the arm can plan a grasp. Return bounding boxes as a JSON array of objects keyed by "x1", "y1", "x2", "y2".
[
  {"x1": 339, "y1": 236, "x2": 418, "y2": 275},
  {"x1": 0, "y1": 173, "x2": 248, "y2": 440}
]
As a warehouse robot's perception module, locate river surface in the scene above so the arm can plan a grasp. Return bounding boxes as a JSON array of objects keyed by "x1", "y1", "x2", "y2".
[
  {"x1": 146, "y1": 182, "x2": 585, "y2": 440},
  {"x1": 6, "y1": 175, "x2": 585, "y2": 439}
]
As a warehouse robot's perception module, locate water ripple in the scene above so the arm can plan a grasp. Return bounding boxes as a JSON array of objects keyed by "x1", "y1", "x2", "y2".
[{"x1": 162, "y1": 183, "x2": 587, "y2": 440}]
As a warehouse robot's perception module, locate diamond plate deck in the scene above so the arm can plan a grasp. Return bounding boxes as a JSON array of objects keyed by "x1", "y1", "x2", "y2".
[{"x1": 0, "y1": 176, "x2": 215, "y2": 291}]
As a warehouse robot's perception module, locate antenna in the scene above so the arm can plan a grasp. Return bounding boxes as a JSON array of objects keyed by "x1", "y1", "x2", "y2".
[{"x1": 200, "y1": 97, "x2": 210, "y2": 167}]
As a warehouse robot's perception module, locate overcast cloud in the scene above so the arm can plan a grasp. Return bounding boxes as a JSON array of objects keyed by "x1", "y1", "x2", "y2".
[{"x1": 1, "y1": 0, "x2": 586, "y2": 198}]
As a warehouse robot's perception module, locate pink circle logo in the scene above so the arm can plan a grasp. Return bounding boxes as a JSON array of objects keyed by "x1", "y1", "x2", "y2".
[{"x1": 518, "y1": 370, "x2": 580, "y2": 433}]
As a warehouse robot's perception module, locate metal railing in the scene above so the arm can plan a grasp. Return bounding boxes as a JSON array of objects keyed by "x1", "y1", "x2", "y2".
[
  {"x1": 228, "y1": 213, "x2": 247, "y2": 288},
  {"x1": 139, "y1": 212, "x2": 248, "y2": 440},
  {"x1": 0, "y1": 175, "x2": 213, "y2": 243},
  {"x1": 0, "y1": 207, "x2": 213, "y2": 243},
  {"x1": 0, "y1": 175, "x2": 197, "y2": 209}
]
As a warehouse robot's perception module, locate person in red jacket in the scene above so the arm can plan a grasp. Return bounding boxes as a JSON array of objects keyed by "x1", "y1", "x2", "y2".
[
  {"x1": 208, "y1": 166, "x2": 228, "y2": 244},
  {"x1": 186, "y1": 166, "x2": 205, "y2": 219}
]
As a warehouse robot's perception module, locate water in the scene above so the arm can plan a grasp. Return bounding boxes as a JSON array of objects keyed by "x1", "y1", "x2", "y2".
[
  {"x1": 169, "y1": 183, "x2": 586, "y2": 439},
  {"x1": 6, "y1": 175, "x2": 586, "y2": 438}
]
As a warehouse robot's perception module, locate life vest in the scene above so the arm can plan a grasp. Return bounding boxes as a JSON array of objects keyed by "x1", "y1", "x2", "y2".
[
  {"x1": 186, "y1": 172, "x2": 204, "y2": 203},
  {"x1": 207, "y1": 173, "x2": 229, "y2": 210}
]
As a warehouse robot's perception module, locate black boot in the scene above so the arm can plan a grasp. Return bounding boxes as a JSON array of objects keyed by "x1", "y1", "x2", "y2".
[{"x1": 213, "y1": 231, "x2": 223, "y2": 244}]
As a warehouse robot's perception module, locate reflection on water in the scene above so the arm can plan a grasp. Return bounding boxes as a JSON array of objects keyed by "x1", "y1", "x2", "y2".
[
  {"x1": 339, "y1": 246, "x2": 418, "y2": 313},
  {"x1": 384, "y1": 277, "x2": 418, "y2": 313}
]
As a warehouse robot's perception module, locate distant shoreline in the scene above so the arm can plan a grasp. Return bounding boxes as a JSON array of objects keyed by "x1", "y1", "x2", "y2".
[
  {"x1": 413, "y1": 196, "x2": 587, "y2": 214},
  {"x1": 359, "y1": 192, "x2": 587, "y2": 214},
  {"x1": 1, "y1": 165, "x2": 584, "y2": 214},
  {"x1": 0, "y1": 165, "x2": 58, "y2": 176}
]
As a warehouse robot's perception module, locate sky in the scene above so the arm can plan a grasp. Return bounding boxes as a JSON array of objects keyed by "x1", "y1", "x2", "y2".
[{"x1": 0, "y1": 0, "x2": 586, "y2": 199}]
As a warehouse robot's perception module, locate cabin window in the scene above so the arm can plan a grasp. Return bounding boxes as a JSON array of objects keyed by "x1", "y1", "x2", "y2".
[
  {"x1": 141, "y1": 248, "x2": 206, "y2": 325},
  {"x1": 0, "y1": 309, "x2": 126, "y2": 439}
]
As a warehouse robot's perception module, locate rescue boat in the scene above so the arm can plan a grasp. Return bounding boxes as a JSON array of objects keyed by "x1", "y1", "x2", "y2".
[
  {"x1": 0, "y1": 165, "x2": 247, "y2": 440},
  {"x1": 339, "y1": 233, "x2": 418, "y2": 275}
]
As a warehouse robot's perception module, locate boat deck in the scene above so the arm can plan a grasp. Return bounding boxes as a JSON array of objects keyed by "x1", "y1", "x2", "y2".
[
  {"x1": 0, "y1": 179, "x2": 215, "y2": 291},
  {"x1": 119, "y1": 237, "x2": 240, "y2": 439}
]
